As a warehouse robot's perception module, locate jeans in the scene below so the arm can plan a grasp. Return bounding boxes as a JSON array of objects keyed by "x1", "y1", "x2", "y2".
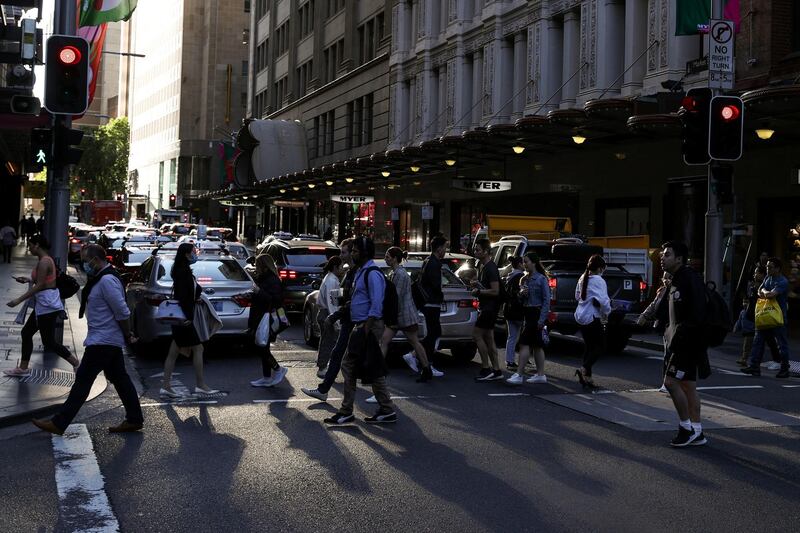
[
  {"x1": 421, "y1": 306, "x2": 441, "y2": 362},
  {"x1": 52, "y1": 345, "x2": 143, "y2": 431},
  {"x1": 319, "y1": 319, "x2": 354, "y2": 394},
  {"x1": 505, "y1": 320, "x2": 522, "y2": 364},
  {"x1": 339, "y1": 320, "x2": 394, "y2": 416},
  {"x1": 749, "y1": 326, "x2": 790, "y2": 369},
  {"x1": 21, "y1": 310, "x2": 73, "y2": 365},
  {"x1": 315, "y1": 308, "x2": 337, "y2": 369},
  {"x1": 580, "y1": 319, "x2": 606, "y2": 376}
]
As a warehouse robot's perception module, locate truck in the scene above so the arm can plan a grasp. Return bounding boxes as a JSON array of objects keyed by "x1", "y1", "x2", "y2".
[
  {"x1": 468, "y1": 215, "x2": 573, "y2": 250},
  {"x1": 80, "y1": 200, "x2": 125, "y2": 226}
]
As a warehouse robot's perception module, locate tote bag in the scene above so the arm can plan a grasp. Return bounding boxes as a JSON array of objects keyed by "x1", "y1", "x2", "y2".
[
  {"x1": 155, "y1": 300, "x2": 187, "y2": 324},
  {"x1": 754, "y1": 298, "x2": 784, "y2": 330},
  {"x1": 255, "y1": 312, "x2": 271, "y2": 346}
]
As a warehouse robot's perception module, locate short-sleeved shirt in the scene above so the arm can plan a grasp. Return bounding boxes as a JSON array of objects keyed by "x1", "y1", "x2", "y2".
[
  {"x1": 477, "y1": 260, "x2": 501, "y2": 312},
  {"x1": 761, "y1": 274, "x2": 789, "y2": 318}
]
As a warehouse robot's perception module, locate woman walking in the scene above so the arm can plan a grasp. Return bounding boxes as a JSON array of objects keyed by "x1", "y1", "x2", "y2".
[
  {"x1": 5, "y1": 236, "x2": 79, "y2": 376},
  {"x1": 380, "y1": 247, "x2": 432, "y2": 382},
  {"x1": 506, "y1": 253, "x2": 550, "y2": 385},
  {"x1": 502, "y1": 256, "x2": 525, "y2": 371},
  {"x1": 315, "y1": 256, "x2": 343, "y2": 378},
  {"x1": 249, "y1": 254, "x2": 287, "y2": 387},
  {"x1": 574, "y1": 254, "x2": 611, "y2": 388},
  {"x1": 160, "y1": 243, "x2": 218, "y2": 397}
]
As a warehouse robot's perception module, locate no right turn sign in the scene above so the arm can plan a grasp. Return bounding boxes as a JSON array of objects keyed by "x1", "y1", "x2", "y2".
[{"x1": 709, "y1": 19, "x2": 734, "y2": 89}]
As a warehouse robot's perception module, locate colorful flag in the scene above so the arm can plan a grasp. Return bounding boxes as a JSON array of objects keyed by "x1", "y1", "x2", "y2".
[
  {"x1": 676, "y1": 0, "x2": 740, "y2": 36},
  {"x1": 77, "y1": 23, "x2": 107, "y2": 107},
  {"x1": 79, "y1": 0, "x2": 138, "y2": 27}
]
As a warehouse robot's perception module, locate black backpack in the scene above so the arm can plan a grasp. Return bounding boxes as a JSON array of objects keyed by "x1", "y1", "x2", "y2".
[
  {"x1": 363, "y1": 266, "x2": 399, "y2": 326},
  {"x1": 502, "y1": 272, "x2": 524, "y2": 320},
  {"x1": 704, "y1": 281, "x2": 731, "y2": 347}
]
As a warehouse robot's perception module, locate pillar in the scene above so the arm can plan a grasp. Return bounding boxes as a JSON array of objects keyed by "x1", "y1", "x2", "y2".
[
  {"x1": 512, "y1": 32, "x2": 526, "y2": 118},
  {"x1": 562, "y1": 10, "x2": 580, "y2": 108}
]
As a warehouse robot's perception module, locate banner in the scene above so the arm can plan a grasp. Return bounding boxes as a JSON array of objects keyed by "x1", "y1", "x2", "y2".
[
  {"x1": 676, "y1": 0, "x2": 740, "y2": 36},
  {"x1": 77, "y1": 23, "x2": 107, "y2": 107},
  {"x1": 79, "y1": 0, "x2": 138, "y2": 27}
]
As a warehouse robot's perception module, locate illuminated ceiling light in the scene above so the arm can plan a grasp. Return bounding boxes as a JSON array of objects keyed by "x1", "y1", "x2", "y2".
[
  {"x1": 413, "y1": 181, "x2": 422, "y2": 186},
  {"x1": 242, "y1": 196, "x2": 249, "y2": 200},
  {"x1": 292, "y1": 186, "x2": 300, "y2": 191},
  {"x1": 614, "y1": 152, "x2": 626, "y2": 160},
  {"x1": 381, "y1": 170, "x2": 391, "y2": 177},
  {"x1": 325, "y1": 180, "x2": 334, "y2": 186},
  {"x1": 512, "y1": 144, "x2": 525, "y2": 154},
  {"x1": 572, "y1": 134, "x2": 587, "y2": 145},
  {"x1": 252, "y1": 194, "x2": 258, "y2": 198},
  {"x1": 410, "y1": 164, "x2": 420, "y2": 172},
  {"x1": 444, "y1": 158, "x2": 456, "y2": 166},
  {"x1": 755, "y1": 128, "x2": 775, "y2": 140},
  {"x1": 345, "y1": 177, "x2": 354, "y2": 183},
  {"x1": 279, "y1": 188, "x2": 286, "y2": 193},
  {"x1": 308, "y1": 183, "x2": 316, "y2": 188}
]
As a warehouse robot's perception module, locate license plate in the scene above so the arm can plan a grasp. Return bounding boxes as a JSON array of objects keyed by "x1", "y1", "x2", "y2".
[
  {"x1": 213, "y1": 301, "x2": 224, "y2": 312},
  {"x1": 440, "y1": 303, "x2": 447, "y2": 312}
]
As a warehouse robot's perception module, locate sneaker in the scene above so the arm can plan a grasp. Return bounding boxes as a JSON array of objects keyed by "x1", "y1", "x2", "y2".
[
  {"x1": 740, "y1": 366, "x2": 761, "y2": 376},
  {"x1": 506, "y1": 373, "x2": 523, "y2": 385},
  {"x1": 670, "y1": 426, "x2": 699, "y2": 447},
  {"x1": 365, "y1": 411, "x2": 397, "y2": 424},
  {"x1": 474, "y1": 368, "x2": 493, "y2": 381},
  {"x1": 159, "y1": 388, "x2": 182, "y2": 398},
  {"x1": 402, "y1": 352, "x2": 419, "y2": 373},
  {"x1": 765, "y1": 361, "x2": 782, "y2": 370},
  {"x1": 316, "y1": 366, "x2": 328, "y2": 379},
  {"x1": 194, "y1": 387, "x2": 220, "y2": 395},
  {"x1": 431, "y1": 366, "x2": 444, "y2": 378},
  {"x1": 270, "y1": 367, "x2": 288, "y2": 386},
  {"x1": 365, "y1": 395, "x2": 377, "y2": 404},
  {"x1": 659, "y1": 385, "x2": 668, "y2": 393},
  {"x1": 324, "y1": 413, "x2": 355, "y2": 425},
  {"x1": 4, "y1": 367, "x2": 31, "y2": 377},
  {"x1": 250, "y1": 377, "x2": 273, "y2": 387},
  {"x1": 506, "y1": 362, "x2": 518, "y2": 371},
  {"x1": 526, "y1": 374, "x2": 547, "y2": 384},
  {"x1": 486, "y1": 370, "x2": 504, "y2": 381},
  {"x1": 776, "y1": 368, "x2": 790, "y2": 379},
  {"x1": 301, "y1": 387, "x2": 328, "y2": 402},
  {"x1": 689, "y1": 432, "x2": 708, "y2": 446}
]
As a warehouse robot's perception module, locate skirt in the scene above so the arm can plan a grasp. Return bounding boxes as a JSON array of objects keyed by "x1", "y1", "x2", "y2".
[
  {"x1": 172, "y1": 323, "x2": 202, "y2": 348},
  {"x1": 519, "y1": 306, "x2": 545, "y2": 348}
]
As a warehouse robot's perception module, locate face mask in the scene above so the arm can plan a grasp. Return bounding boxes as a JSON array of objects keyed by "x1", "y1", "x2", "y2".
[
  {"x1": 188, "y1": 253, "x2": 198, "y2": 264},
  {"x1": 83, "y1": 261, "x2": 97, "y2": 276}
]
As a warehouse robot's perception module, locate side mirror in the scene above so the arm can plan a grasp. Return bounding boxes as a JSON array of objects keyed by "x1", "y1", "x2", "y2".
[{"x1": 246, "y1": 256, "x2": 256, "y2": 265}]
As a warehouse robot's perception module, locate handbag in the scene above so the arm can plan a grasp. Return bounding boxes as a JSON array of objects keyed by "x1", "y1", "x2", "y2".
[
  {"x1": 270, "y1": 307, "x2": 290, "y2": 334},
  {"x1": 56, "y1": 269, "x2": 80, "y2": 299},
  {"x1": 754, "y1": 298, "x2": 784, "y2": 330},
  {"x1": 194, "y1": 295, "x2": 223, "y2": 342},
  {"x1": 155, "y1": 300, "x2": 187, "y2": 324},
  {"x1": 255, "y1": 312, "x2": 271, "y2": 346}
]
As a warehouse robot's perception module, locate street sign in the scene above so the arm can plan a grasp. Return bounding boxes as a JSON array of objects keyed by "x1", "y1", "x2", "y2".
[{"x1": 708, "y1": 19, "x2": 734, "y2": 89}]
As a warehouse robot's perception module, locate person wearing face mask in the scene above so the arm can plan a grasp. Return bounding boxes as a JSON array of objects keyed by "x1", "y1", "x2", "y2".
[
  {"x1": 160, "y1": 243, "x2": 218, "y2": 397},
  {"x1": 574, "y1": 254, "x2": 611, "y2": 389}
]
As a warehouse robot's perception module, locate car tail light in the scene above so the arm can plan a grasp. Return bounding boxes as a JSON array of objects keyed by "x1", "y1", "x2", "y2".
[
  {"x1": 232, "y1": 293, "x2": 252, "y2": 307},
  {"x1": 70, "y1": 238, "x2": 80, "y2": 244},
  {"x1": 639, "y1": 280, "x2": 648, "y2": 301},
  {"x1": 548, "y1": 312, "x2": 557, "y2": 323},
  {"x1": 106, "y1": 255, "x2": 113, "y2": 262},
  {"x1": 457, "y1": 299, "x2": 476, "y2": 309},
  {"x1": 548, "y1": 277, "x2": 557, "y2": 303},
  {"x1": 145, "y1": 294, "x2": 168, "y2": 306},
  {"x1": 279, "y1": 269, "x2": 297, "y2": 280},
  {"x1": 197, "y1": 277, "x2": 213, "y2": 282}
]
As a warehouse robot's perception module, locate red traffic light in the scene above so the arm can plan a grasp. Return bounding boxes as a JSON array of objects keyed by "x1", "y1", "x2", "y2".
[
  {"x1": 681, "y1": 96, "x2": 698, "y2": 112},
  {"x1": 720, "y1": 104, "x2": 740, "y2": 122},
  {"x1": 58, "y1": 46, "x2": 82, "y2": 65}
]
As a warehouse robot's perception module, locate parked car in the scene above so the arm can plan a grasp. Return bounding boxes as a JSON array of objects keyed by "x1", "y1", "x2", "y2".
[
  {"x1": 259, "y1": 237, "x2": 341, "y2": 314},
  {"x1": 302, "y1": 259, "x2": 480, "y2": 362},
  {"x1": 67, "y1": 225, "x2": 94, "y2": 262},
  {"x1": 126, "y1": 254, "x2": 255, "y2": 346},
  {"x1": 255, "y1": 231, "x2": 295, "y2": 255},
  {"x1": 406, "y1": 251, "x2": 474, "y2": 273}
]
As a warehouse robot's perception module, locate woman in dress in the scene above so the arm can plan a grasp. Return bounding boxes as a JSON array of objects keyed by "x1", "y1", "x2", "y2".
[
  {"x1": 161, "y1": 243, "x2": 218, "y2": 397},
  {"x1": 506, "y1": 252, "x2": 550, "y2": 385},
  {"x1": 315, "y1": 256, "x2": 343, "y2": 378},
  {"x1": 5, "y1": 235, "x2": 79, "y2": 376},
  {"x1": 380, "y1": 247, "x2": 432, "y2": 382},
  {"x1": 574, "y1": 254, "x2": 611, "y2": 388},
  {"x1": 248, "y1": 254, "x2": 287, "y2": 387}
]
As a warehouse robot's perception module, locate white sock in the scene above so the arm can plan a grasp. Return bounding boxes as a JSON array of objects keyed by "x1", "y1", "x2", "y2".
[
  {"x1": 691, "y1": 422, "x2": 702, "y2": 434},
  {"x1": 679, "y1": 419, "x2": 692, "y2": 431}
]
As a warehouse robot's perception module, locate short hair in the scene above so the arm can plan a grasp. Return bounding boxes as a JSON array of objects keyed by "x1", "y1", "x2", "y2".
[
  {"x1": 84, "y1": 243, "x2": 106, "y2": 261},
  {"x1": 340, "y1": 238, "x2": 355, "y2": 253},
  {"x1": 767, "y1": 257, "x2": 782, "y2": 269},
  {"x1": 386, "y1": 246, "x2": 407, "y2": 263},
  {"x1": 430, "y1": 236, "x2": 447, "y2": 251},
  {"x1": 474, "y1": 238, "x2": 491, "y2": 252},
  {"x1": 322, "y1": 255, "x2": 343, "y2": 273},
  {"x1": 509, "y1": 256, "x2": 524, "y2": 269},
  {"x1": 353, "y1": 236, "x2": 375, "y2": 258},
  {"x1": 661, "y1": 241, "x2": 689, "y2": 264},
  {"x1": 29, "y1": 234, "x2": 50, "y2": 250}
]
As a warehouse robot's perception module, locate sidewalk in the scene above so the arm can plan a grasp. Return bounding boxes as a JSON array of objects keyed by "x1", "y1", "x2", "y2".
[{"x1": 0, "y1": 243, "x2": 106, "y2": 426}]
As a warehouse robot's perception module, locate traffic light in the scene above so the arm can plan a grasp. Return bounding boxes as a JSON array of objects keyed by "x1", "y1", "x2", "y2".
[
  {"x1": 43, "y1": 35, "x2": 89, "y2": 115},
  {"x1": 53, "y1": 123, "x2": 85, "y2": 166},
  {"x1": 169, "y1": 194, "x2": 176, "y2": 208},
  {"x1": 709, "y1": 96, "x2": 744, "y2": 161},
  {"x1": 80, "y1": 188, "x2": 86, "y2": 198},
  {"x1": 29, "y1": 128, "x2": 51, "y2": 171},
  {"x1": 679, "y1": 88, "x2": 712, "y2": 165}
]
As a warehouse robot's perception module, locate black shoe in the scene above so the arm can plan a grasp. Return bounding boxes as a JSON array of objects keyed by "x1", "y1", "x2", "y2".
[
  {"x1": 416, "y1": 366, "x2": 433, "y2": 383},
  {"x1": 486, "y1": 370, "x2": 504, "y2": 381},
  {"x1": 324, "y1": 413, "x2": 355, "y2": 425},
  {"x1": 776, "y1": 368, "x2": 790, "y2": 379},
  {"x1": 740, "y1": 366, "x2": 761, "y2": 376},
  {"x1": 365, "y1": 411, "x2": 397, "y2": 423},
  {"x1": 670, "y1": 426, "x2": 699, "y2": 447},
  {"x1": 689, "y1": 432, "x2": 707, "y2": 446},
  {"x1": 506, "y1": 362, "x2": 518, "y2": 371},
  {"x1": 474, "y1": 368, "x2": 493, "y2": 381}
]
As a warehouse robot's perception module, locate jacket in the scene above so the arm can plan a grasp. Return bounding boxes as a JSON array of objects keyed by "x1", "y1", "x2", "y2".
[
  {"x1": 347, "y1": 325, "x2": 387, "y2": 384},
  {"x1": 521, "y1": 271, "x2": 551, "y2": 326},
  {"x1": 420, "y1": 254, "x2": 444, "y2": 305},
  {"x1": 574, "y1": 274, "x2": 611, "y2": 326},
  {"x1": 249, "y1": 271, "x2": 283, "y2": 330}
]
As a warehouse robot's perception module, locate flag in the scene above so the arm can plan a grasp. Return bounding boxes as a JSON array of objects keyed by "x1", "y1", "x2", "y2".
[
  {"x1": 79, "y1": 0, "x2": 138, "y2": 27},
  {"x1": 676, "y1": 0, "x2": 740, "y2": 36},
  {"x1": 77, "y1": 23, "x2": 107, "y2": 107}
]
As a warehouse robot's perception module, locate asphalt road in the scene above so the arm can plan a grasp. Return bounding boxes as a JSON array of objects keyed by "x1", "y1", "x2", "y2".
[{"x1": 1, "y1": 321, "x2": 799, "y2": 532}]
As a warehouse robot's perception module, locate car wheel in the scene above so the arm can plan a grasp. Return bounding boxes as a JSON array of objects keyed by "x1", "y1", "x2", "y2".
[
  {"x1": 606, "y1": 331, "x2": 631, "y2": 354},
  {"x1": 303, "y1": 306, "x2": 319, "y2": 348},
  {"x1": 450, "y1": 342, "x2": 478, "y2": 364}
]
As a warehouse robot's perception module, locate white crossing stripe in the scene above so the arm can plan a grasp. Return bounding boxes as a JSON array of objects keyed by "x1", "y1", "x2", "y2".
[
  {"x1": 488, "y1": 393, "x2": 530, "y2": 397},
  {"x1": 696, "y1": 385, "x2": 763, "y2": 390},
  {"x1": 782, "y1": 385, "x2": 800, "y2": 388},
  {"x1": 141, "y1": 400, "x2": 219, "y2": 407},
  {"x1": 52, "y1": 424, "x2": 120, "y2": 532},
  {"x1": 253, "y1": 398, "x2": 343, "y2": 404}
]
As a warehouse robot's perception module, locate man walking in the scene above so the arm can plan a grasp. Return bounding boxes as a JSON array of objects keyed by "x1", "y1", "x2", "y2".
[
  {"x1": 0, "y1": 222, "x2": 16, "y2": 263},
  {"x1": 324, "y1": 236, "x2": 396, "y2": 424},
  {"x1": 32, "y1": 244, "x2": 143, "y2": 435},
  {"x1": 471, "y1": 238, "x2": 503, "y2": 381},
  {"x1": 301, "y1": 239, "x2": 356, "y2": 401},
  {"x1": 660, "y1": 241, "x2": 709, "y2": 447},
  {"x1": 741, "y1": 257, "x2": 792, "y2": 379}
]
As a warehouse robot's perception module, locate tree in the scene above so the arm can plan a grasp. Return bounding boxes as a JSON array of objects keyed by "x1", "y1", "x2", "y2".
[{"x1": 74, "y1": 117, "x2": 130, "y2": 200}]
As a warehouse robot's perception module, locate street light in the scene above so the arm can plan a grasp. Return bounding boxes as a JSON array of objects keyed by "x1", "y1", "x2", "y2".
[
  {"x1": 410, "y1": 164, "x2": 420, "y2": 172},
  {"x1": 571, "y1": 134, "x2": 586, "y2": 145},
  {"x1": 279, "y1": 188, "x2": 286, "y2": 193},
  {"x1": 308, "y1": 183, "x2": 316, "y2": 188},
  {"x1": 345, "y1": 177, "x2": 354, "y2": 183},
  {"x1": 444, "y1": 158, "x2": 456, "y2": 166},
  {"x1": 325, "y1": 180, "x2": 334, "y2": 186},
  {"x1": 512, "y1": 143, "x2": 525, "y2": 154},
  {"x1": 381, "y1": 170, "x2": 390, "y2": 177},
  {"x1": 755, "y1": 128, "x2": 775, "y2": 140}
]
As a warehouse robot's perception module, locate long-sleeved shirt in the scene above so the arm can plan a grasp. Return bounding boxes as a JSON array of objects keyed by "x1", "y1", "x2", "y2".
[
  {"x1": 318, "y1": 272, "x2": 341, "y2": 313},
  {"x1": 574, "y1": 273, "x2": 611, "y2": 326},
  {"x1": 520, "y1": 271, "x2": 551, "y2": 326},
  {"x1": 350, "y1": 260, "x2": 386, "y2": 322},
  {"x1": 420, "y1": 254, "x2": 443, "y2": 306},
  {"x1": 85, "y1": 266, "x2": 130, "y2": 348}
]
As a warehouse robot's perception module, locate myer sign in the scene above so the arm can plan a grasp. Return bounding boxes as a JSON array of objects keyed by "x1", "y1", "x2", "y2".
[
  {"x1": 331, "y1": 194, "x2": 374, "y2": 203},
  {"x1": 452, "y1": 179, "x2": 512, "y2": 192}
]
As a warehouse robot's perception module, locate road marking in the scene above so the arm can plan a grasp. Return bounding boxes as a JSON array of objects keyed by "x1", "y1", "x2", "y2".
[
  {"x1": 715, "y1": 369, "x2": 744, "y2": 375},
  {"x1": 782, "y1": 385, "x2": 800, "y2": 388},
  {"x1": 253, "y1": 398, "x2": 343, "y2": 404},
  {"x1": 696, "y1": 385, "x2": 763, "y2": 391},
  {"x1": 644, "y1": 356, "x2": 663, "y2": 361},
  {"x1": 488, "y1": 393, "x2": 530, "y2": 397},
  {"x1": 52, "y1": 424, "x2": 120, "y2": 532},
  {"x1": 141, "y1": 400, "x2": 219, "y2": 407}
]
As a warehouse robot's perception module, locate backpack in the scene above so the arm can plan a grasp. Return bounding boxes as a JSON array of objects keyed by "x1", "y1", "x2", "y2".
[
  {"x1": 363, "y1": 266, "x2": 399, "y2": 326},
  {"x1": 411, "y1": 259, "x2": 432, "y2": 310},
  {"x1": 704, "y1": 281, "x2": 731, "y2": 347},
  {"x1": 501, "y1": 272, "x2": 524, "y2": 320}
]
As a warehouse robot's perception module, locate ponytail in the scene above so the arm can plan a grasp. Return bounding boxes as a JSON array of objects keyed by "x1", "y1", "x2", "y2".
[{"x1": 580, "y1": 254, "x2": 606, "y2": 301}]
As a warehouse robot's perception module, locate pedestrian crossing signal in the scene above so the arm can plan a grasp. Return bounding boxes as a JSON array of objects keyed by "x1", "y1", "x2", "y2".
[{"x1": 29, "y1": 128, "x2": 51, "y2": 172}]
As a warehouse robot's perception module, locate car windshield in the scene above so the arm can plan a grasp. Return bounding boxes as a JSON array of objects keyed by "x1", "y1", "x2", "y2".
[
  {"x1": 172, "y1": 226, "x2": 192, "y2": 235},
  {"x1": 157, "y1": 258, "x2": 250, "y2": 282},
  {"x1": 286, "y1": 248, "x2": 339, "y2": 267},
  {"x1": 226, "y1": 246, "x2": 249, "y2": 259}
]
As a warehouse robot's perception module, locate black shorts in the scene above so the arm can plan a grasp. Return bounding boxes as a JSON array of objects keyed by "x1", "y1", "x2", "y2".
[
  {"x1": 663, "y1": 349, "x2": 698, "y2": 382},
  {"x1": 475, "y1": 309, "x2": 498, "y2": 330}
]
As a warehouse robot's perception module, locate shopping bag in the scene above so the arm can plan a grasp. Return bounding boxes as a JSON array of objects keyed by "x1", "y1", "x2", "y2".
[
  {"x1": 255, "y1": 313, "x2": 271, "y2": 346},
  {"x1": 270, "y1": 307, "x2": 290, "y2": 334},
  {"x1": 754, "y1": 298, "x2": 784, "y2": 330},
  {"x1": 155, "y1": 300, "x2": 187, "y2": 324}
]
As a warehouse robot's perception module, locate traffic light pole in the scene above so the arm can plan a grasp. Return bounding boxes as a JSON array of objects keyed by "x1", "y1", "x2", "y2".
[{"x1": 704, "y1": 0, "x2": 724, "y2": 290}]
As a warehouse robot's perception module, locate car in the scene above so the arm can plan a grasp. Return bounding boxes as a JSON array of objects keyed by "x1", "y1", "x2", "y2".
[
  {"x1": 302, "y1": 259, "x2": 479, "y2": 362},
  {"x1": 255, "y1": 231, "x2": 295, "y2": 255},
  {"x1": 259, "y1": 237, "x2": 341, "y2": 314},
  {"x1": 406, "y1": 251, "x2": 474, "y2": 273},
  {"x1": 189, "y1": 227, "x2": 236, "y2": 241},
  {"x1": 104, "y1": 233, "x2": 173, "y2": 267},
  {"x1": 161, "y1": 223, "x2": 197, "y2": 238},
  {"x1": 126, "y1": 253, "x2": 255, "y2": 346},
  {"x1": 67, "y1": 225, "x2": 94, "y2": 262}
]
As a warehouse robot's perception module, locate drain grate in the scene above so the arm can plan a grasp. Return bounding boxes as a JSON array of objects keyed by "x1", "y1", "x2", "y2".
[{"x1": 20, "y1": 368, "x2": 75, "y2": 387}]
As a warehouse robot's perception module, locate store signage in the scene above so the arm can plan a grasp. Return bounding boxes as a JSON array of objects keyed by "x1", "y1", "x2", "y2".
[
  {"x1": 331, "y1": 194, "x2": 374, "y2": 203},
  {"x1": 421, "y1": 205, "x2": 434, "y2": 220},
  {"x1": 452, "y1": 179, "x2": 512, "y2": 192},
  {"x1": 273, "y1": 200, "x2": 308, "y2": 208}
]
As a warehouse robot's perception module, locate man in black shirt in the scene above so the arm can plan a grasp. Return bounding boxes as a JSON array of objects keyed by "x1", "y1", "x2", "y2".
[
  {"x1": 660, "y1": 241, "x2": 709, "y2": 447},
  {"x1": 471, "y1": 238, "x2": 503, "y2": 381}
]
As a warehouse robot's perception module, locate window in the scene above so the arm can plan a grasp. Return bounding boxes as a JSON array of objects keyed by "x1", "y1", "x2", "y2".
[
  {"x1": 256, "y1": 38, "x2": 269, "y2": 72},
  {"x1": 274, "y1": 76, "x2": 288, "y2": 109},
  {"x1": 242, "y1": 28, "x2": 249, "y2": 45},
  {"x1": 793, "y1": 2, "x2": 800, "y2": 52},
  {"x1": 376, "y1": 12, "x2": 385, "y2": 43},
  {"x1": 256, "y1": 0, "x2": 270, "y2": 20},
  {"x1": 327, "y1": 0, "x2": 345, "y2": 19},
  {"x1": 313, "y1": 116, "x2": 320, "y2": 157},
  {"x1": 241, "y1": 60, "x2": 248, "y2": 77},
  {"x1": 345, "y1": 101, "x2": 354, "y2": 149},
  {"x1": 298, "y1": 0, "x2": 315, "y2": 38},
  {"x1": 323, "y1": 39, "x2": 344, "y2": 83},
  {"x1": 325, "y1": 110, "x2": 335, "y2": 155},
  {"x1": 274, "y1": 22, "x2": 289, "y2": 58},
  {"x1": 244, "y1": 1, "x2": 250, "y2": 13},
  {"x1": 357, "y1": 12, "x2": 382, "y2": 65},
  {"x1": 296, "y1": 60, "x2": 313, "y2": 97},
  {"x1": 348, "y1": 93, "x2": 373, "y2": 147}
]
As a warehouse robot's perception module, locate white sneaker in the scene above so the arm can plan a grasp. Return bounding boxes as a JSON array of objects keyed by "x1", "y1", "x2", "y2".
[
  {"x1": 159, "y1": 388, "x2": 182, "y2": 398},
  {"x1": 316, "y1": 366, "x2": 328, "y2": 379},
  {"x1": 526, "y1": 374, "x2": 547, "y2": 384},
  {"x1": 402, "y1": 352, "x2": 419, "y2": 373},
  {"x1": 430, "y1": 366, "x2": 444, "y2": 378},
  {"x1": 250, "y1": 377, "x2": 272, "y2": 387},
  {"x1": 765, "y1": 361, "x2": 782, "y2": 370},
  {"x1": 365, "y1": 395, "x2": 377, "y2": 403},
  {"x1": 659, "y1": 385, "x2": 668, "y2": 393},
  {"x1": 506, "y1": 373, "x2": 523, "y2": 385},
  {"x1": 301, "y1": 387, "x2": 328, "y2": 402},
  {"x1": 270, "y1": 367, "x2": 288, "y2": 386},
  {"x1": 194, "y1": 387, "x2": 220, "y2": 395}
]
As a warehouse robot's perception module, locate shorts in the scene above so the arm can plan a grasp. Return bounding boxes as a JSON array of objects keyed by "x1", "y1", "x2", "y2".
[
  {"x1": 663, "y1": 349, "x2": 698, "y2": 382},
  {"x1": 475, "y1": 309, "x2": 498, "y2": 330}
]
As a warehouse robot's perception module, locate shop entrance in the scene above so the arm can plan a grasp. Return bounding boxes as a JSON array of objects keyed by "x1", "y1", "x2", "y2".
[{"x1": 757, "y1": 196, "x2": 800, "y2": 333}]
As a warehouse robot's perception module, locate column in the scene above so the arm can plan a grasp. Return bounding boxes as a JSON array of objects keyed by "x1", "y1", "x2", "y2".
[
  {"x1": 492, "y1": 37, "x2": 512, "y2": 123},
  {"x1": 438, "y1": 63, "x2": 448, "y2": 135},
  {"x1": 421, "y1": 61, "x2": 436, "y2": 140},
  {"x1": 471, "y1": 48, "x2": 483, "y2": 128},
  {"x1": 561, "y1": 11, "x2": 580, "y2": 108},
  {"x1": 541, "y1": 18, "x2": 563, "y2": 111},
  {"x1": 623, "y1": 0, "x2": 648, "y2": 94},
  {"x1": 456, "y1": 50, "x2": 473, "y2": 132},
  {"x1": 512, "y1": 32, "x2": 526, "y2": 119},
  {"x1": 598, "y1": 0, "x2": 625, "y2": 97}
]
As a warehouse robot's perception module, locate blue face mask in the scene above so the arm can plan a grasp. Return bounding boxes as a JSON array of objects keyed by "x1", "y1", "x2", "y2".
[
  {"x1": 83, "y1": 261, "x2": 97, "y2": 276},
  {"x1": 188, "y1": 253, "x2": 198, "y2": 264}
]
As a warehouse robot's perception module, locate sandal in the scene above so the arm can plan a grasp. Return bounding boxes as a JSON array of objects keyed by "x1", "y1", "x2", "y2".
[{"x1": 4, "y1": 367, "x2": 31, "y2": 377}]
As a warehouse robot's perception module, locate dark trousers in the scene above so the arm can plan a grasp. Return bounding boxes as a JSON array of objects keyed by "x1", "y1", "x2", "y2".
[
  {"x1": 52, "y1": 345, "x2": 143, "y2": 431},
  {"x1": 580, "y1": 319, "x2": 606, "y2": 376},
  {"x1": 2, "y1": 244, "x2": 11, "y2": 263},
  {"x1": 319, "y1": 319, "x2": 354, "y2": 394},
  {"x1": 21, "y1": 311, "x2": 73, "y2": 364},
  {"x1": 421, "y1": 306, "x2": 442, "y2": 361}
]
